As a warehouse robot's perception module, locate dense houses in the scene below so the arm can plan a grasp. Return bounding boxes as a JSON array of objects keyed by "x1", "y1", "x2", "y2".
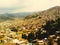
[{"x1": 0, "y1": 17, "x2": 59, "y2": 45}]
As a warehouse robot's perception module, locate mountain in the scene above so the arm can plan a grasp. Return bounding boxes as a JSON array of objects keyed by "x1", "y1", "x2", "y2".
[
  {"x1": 0, "y1": 6, "x2": 60, "y2": 22},
  {"x1": 25, "y1": 6, "x2": 60, "y2": 21},
  {"x1": 19, "y1": 6, "x2": 60, "y2": 31},
  {"x1": 0, "y1": 6, "x2": 60, "y2": 33},
  {"x1": 0, "y1": 12, "x2": 32, "y2": 22}
]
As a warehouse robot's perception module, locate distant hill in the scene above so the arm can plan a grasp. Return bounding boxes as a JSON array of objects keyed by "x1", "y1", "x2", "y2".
[
  {"x1": 0, "y1": 12, "x2": 32, "y2": 22},
  {"x1": 0, "y1": 6, "x2": 60, "y2": 22}
]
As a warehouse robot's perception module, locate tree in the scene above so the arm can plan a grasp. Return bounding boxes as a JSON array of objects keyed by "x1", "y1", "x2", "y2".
[
  {"x1": 10, "y1": 27, "x2": 18, "y2": 32},
  {"x1": 43, "y1": 17, "x2": 60, "y2": 35},
  {"x1": 36, "y1": 30, "x2": 43, "y2": 40},
  {"x1": 43, "y1": 20, "x2": 57, "y2": 35},
  {"x1": 28, "y1": 32, "x2": 36, "y2": 43},
  {"x1": 55, "y1": 17, "x2": 60, "y2": 30},
  {"x1": 57, "y1": 38, "x2": 60, "y2": 45},
  {"x1": 22, "y1": 34, "x2": 27, "y2": 39}
]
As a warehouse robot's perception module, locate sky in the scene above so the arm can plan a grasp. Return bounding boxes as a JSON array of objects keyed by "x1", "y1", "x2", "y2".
[{"x1": 0, "y1": 0, "x2": 60, "y2": 13}]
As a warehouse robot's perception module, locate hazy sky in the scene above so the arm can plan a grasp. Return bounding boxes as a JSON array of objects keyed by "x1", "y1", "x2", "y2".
[{"x1": 0, "y1": 0, "x2": 60, "y2": 13}]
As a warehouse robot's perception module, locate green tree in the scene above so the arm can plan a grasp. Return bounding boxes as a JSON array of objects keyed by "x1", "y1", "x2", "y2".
[
  {"x1": 22, "y1": 34, "x2": 27, "y2": 39},
  {"x1": 28, "y1": 32, "x2": 36, "y2": 43}
]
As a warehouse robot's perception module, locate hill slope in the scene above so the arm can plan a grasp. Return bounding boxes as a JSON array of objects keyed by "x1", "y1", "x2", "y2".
[
  {"x1": 25, "y1": 6, "x2": 60, "y2": 21},
  {"x1": 0, "y1": 12, "x2": 32, "y2": 22}
]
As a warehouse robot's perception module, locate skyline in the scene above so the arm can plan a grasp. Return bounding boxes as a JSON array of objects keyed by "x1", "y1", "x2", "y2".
[{"x1": 0, "y1": 0, "x2": 60, "y2": 13}]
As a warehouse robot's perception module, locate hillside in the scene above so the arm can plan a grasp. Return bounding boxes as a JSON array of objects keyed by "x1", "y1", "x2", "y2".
[
  {"x1": 25, "y1": 6, "x2": 60, "y2": 21},
  {"x1": 0, "y1": 12, "x2": 32, "y2": 22},
  {"x1": 0, "y1": 6, "x2": 60, "y2": 45},
  {"x1": 1, "y1": 6, "x2": 60, "y2": 22},
  {"x1": 0, "y1": 6, "x2": 60, "y2": 30}
]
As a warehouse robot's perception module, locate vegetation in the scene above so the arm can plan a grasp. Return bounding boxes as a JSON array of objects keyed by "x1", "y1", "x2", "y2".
[{"x1": 0, "y1": 6, "x2": 60, "y2": 45}]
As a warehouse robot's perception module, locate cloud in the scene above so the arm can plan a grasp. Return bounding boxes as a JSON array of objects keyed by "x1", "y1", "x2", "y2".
[
  {"x1": 0, "y1": 0, "x2": 60, "y2": 13},
  {"x1": 0, "y1": 0, "x2": 26, "y2": 13},
  {"x1": 18, "y1": 0, "x2": 60, "y2": 12},
  {"x1": 0, "y1": 0, "x2": 20, "y2": 7}
]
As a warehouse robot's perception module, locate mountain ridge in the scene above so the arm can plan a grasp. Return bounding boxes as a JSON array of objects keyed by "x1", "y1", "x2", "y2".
[
  {"x1": 25, "y1": 6, "x2": 60, "y2": 21},
  {"x1": 0, "y1": 6, "x2": 60, "y2": 22},
  {"x1": 0, "y1": 12, "x2": 33, "y2": 22}
]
